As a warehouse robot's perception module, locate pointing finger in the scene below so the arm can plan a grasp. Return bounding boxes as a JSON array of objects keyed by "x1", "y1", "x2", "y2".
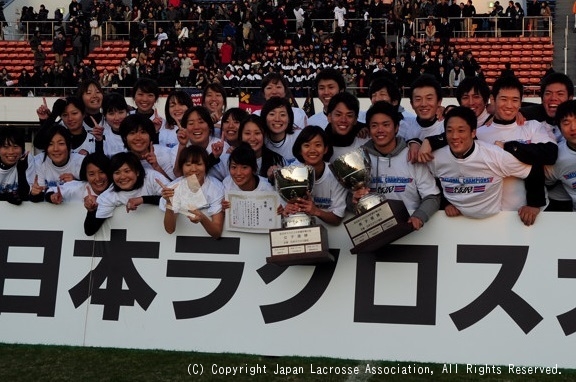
[
  {"x1": 86, "y1": 186, "x2": 94, "y2": 196},
  {"x1": 43, "y1": 97, "x2": 47, "y2": 107}
]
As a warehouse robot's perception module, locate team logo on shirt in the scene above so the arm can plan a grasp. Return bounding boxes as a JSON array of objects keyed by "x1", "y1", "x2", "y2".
[
  {"x1": 371, "y1": 176, "x2": 413, "y2": 194},
  {"x1": 313, "y1": 196, "x2": 332, "y2": 209},
  {"x1": 440, "y1": 176, "x2": 493, "y2": 194}
]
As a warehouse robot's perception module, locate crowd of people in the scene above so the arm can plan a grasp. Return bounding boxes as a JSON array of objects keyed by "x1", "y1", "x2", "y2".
[
  {"x1": 1, "y1": 62, "x2": 576, "y2": 241},
  {"x1": 3, "y1": 0, "x2": 556, "y2": 97}
]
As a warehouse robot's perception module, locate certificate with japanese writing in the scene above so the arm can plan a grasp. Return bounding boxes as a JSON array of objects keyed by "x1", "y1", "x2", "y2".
[{"x1": 225, "y1": 191, "x2": 281, "y2": 233}]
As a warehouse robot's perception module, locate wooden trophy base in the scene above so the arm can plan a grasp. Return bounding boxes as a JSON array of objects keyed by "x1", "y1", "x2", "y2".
[
  {"x1": 267, "y1": 225, "x2": 334, "y2": 266},
  {"x1": 344, "y1": 199, "x2": 414, "y2": 254}
]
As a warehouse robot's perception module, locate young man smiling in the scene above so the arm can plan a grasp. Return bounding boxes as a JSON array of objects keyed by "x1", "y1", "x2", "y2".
[
  {"x1": 356, "y1": 101, "x2": 440, "y2": 230},
  {"x1": 307, "y1": 68, "x2": 346, "y2": 129}
]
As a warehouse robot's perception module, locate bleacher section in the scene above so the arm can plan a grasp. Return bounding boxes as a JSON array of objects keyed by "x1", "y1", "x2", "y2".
[{"x1": 449, "y1": 36, "x2": 553, "y2": 88}]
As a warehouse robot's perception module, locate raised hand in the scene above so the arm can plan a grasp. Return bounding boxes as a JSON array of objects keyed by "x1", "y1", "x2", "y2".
[
  {"x1": 50, "y1": 185, "x2": 63, "y2": 204},
  {"x1": 211, "y1": 140, "x2": 224, "y2": 158},
  {"x1": 90, "y1": 116, "x2": 104, "y2": 142},
  {"x1": 30, "y1": 175, "x2": 45, "y2": 196},
  {"x1": 152, "y1": 109, "x2": 163, "y2": 132},
  {"x1": 36, "y1": 97, "x2": 51, "y2": 120},
  {"x1": 84, "y1": 186, "x2": 98, "y2": 211}
]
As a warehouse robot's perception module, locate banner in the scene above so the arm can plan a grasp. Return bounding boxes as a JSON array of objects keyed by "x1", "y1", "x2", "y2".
[{"x1": 0, "y1": 202, "x2": 575, "y2": 368}]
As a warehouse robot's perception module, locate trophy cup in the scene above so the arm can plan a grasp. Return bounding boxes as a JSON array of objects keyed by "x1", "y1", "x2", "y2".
[
  {"x1": 330, "y1": 147, "x2": 413, "y2": 254},
  {"x1": 267, "y1": 164, "x2": 334, "y2": 265}
]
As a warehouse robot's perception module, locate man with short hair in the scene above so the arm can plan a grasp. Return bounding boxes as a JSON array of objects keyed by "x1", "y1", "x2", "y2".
[
  {"x1": 307, "y1": 68, "x2": 346, "y2": 128},
  {"x1": 428, "y1": 106, "x2": 534, "y2": 220}
]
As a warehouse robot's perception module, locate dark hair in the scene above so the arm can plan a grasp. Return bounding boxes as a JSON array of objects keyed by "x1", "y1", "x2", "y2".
[
  {"x1": 177, "y1": 145, "x2": 209, "y2": 173},
  {"x1": 59, "y1": 96, "x2": 86, "y2": 116},
  {"x1": 292, "y1": 125, "x2": 333, "y2": 163},
  {"x1": 327, "y1": 91, "x2": 360, "y2": 116},
  {"x1": 366, "y1": 101, "x2": 402, "y2": 128},
  {"x1": 102, "y1": 92, "x2": 129, "y2": 114},
  {"x1": 444, "y1": 106, "x2": 478, "y2": 132},
  {"x1": 42, "y1": 124, "x2": 71, "y2": 162},
  {"x1": 110, "y1": 152, "x2": 146, "y2": 192},
  {"x1": 260, "y1": 96, "x2": 295, "y2": 135},
  {"x1": 119, "y1": 114, "x2": 159, "y2": 149},
  {"x1": 261, "y1": 72, "x2": 293, "y2": 99},
  {"x1": 409, "y1": 74, "x2": 443, "y2": 102},
  {"x1": 315, "y1": 68, "x2": 346, "y2": 91},
  {"x1": 455, "y1": 77, "x2": 491, "y2": 104},
  {"x1": 202, "y1": 82, "x2": 228, "y2": 110},
  {"x1": 555, "y1": 100, "x2": 576, "y2": 126},
  {"x1": 76, "y1": 79, "x2": 103, "y2": 99},
  {"x1": 79, "y1": 153, "x2": 111, "y2": 183},
  {"x1": 164, "y1": 90, "x2": 193, "y2": 127},
  {"x1": 491, "y1": 75, "x2": 523, "y2": 99},
  {"x1": 238, "y1": 114, "x2": 284, "y2": 178},
  {"x1": 132, "y1": 77, "x2": 160, "y2": 100},
  {"x1": 222, "y1": 107, "x2": 249, "y2": 126},
  {"x1": 228, "y1": 142, "x2": 258, "y2": 172},
  {"x1": 0, "y1": 127, "x2": 25, "y2": 153},
  {"x1": 181, "y1": 106, "x2": 215, "y2": 136},
  {"x1": 369, "y1": 77, "x2": 401, "y2": 104},
  {"x1": 540, "y1": 72, "x2": 575, "y2": 99}
]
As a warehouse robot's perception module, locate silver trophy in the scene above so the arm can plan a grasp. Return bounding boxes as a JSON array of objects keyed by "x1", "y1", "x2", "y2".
[
  {"x1": 329, "y1": 147, "x2": 386, "y2": 214},
  {"x1": 274, "y1": 164, "x2": 316, "y2": 228},
  {"x1": 330, "y1": 147, "x2": 412, "y2": 253},
  {"x1": 268, "y1": 164, "x2": 333, "y2": 265}
]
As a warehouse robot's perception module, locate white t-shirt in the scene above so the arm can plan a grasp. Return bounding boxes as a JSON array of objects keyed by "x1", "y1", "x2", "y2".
[
  {"x1": 141, "y1": 144, "x2": 175, "y2": 180},
  {"x1": 311, "y1": 164, "x2": 347, "y2": 218},
  {"x1": 265, "y1": 131, "x2": 301, "y2": 165},
  {"x1": 334, "y1": 6, "x2": 347, "y2": 27},
  {"x1": 545, "y1": 140, "x2": 576, "y2": 210},
  {"x1": 158, "y1": 124, "x2": 179, "y2": 149},
  {"x1": 35, "y1": 152, "x2": 84, "y2": 187},
  {"x1": 476, "y1": 119, "x2": 555, "y2": 209},
  {"x1": 47, "y1": 180, "x2": 101, "y2": 203},
  {"x1": 428, "y1": 141, "x2": 532, "y2": 218},
  {"x1": 96, "y1": 170, "x2": 168, "y2": 218},
  {"x1": 102, "y1": 121, "x2": 126, "y2": 157},
  {"x1": 223, "y1": 175, "x2": 274, "y2": 193},
  {"x1": 159, "y1": 175, "x2": 224, "y2": 218},
  {"x1": 0, "y1": 155, "x2": 35, "y2": 195}
]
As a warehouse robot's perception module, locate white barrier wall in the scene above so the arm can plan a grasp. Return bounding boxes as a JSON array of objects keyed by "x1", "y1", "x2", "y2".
[{"x1": 0, "y1": 202, "x2": 575, "y2": 368}]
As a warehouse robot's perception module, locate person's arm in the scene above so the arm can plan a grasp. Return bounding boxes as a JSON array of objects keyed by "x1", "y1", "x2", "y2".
[
  {"x1": 411, "y1": 193, "x2": 441, "y2": 225},
  {"x1": 524, "y1": 165, "x2": 546, "y2": 208},
  {"x1": 189, "y1": 210, "x2": 224, "y2": 239},
  {"x1": 84, "y1": 210, "x2": 106, "y2": 236},
  {"x1": 502, "y1": 141, "x2": 558, "y2": 166}
]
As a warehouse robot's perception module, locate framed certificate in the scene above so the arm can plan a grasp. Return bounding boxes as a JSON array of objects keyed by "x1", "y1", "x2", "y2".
[{"x1": 225, "y1": 191, "x2": 281, "y2": 233}]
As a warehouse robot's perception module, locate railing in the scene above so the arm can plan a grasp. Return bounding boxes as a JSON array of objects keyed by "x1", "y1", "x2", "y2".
[{"x1": 413, "y1": 16, "x2": 553, "y2": 41}]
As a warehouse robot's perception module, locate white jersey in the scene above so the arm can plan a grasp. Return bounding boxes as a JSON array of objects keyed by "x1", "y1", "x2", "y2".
[
  {"x1": 158, "y1": 124, "x2": 179, "y2": 149},
  {"x1": 476, "y1": 119, "x2": 555, "y2": 209},
  {"x1": 545, "y1": 141, "x2": 576, "y2": 210},
  {"x1": 102, "y1": 121, "x2": 126, "y2": 157},
  {"x1": 96, "y1": 170, "x2": 168, "y2": 218},
  {"x1": 47, "y1": 180, "x2": 98, "y2": 203},
  {"x1": 307, "y1": 112, "x2": 329, "y2": 129},
  {"x1": 223, "y1": 175, "x2": 274, "y2": 193},
  {"x1": 404, "y1": 118, "x2": 444, "y2": 142},
  {"x1": 330, "y1": 136, "x2": 370, "y2": 162},
  {"x1": 159, "y1": 175, "x2": 224, "y2": 218},
  {"x1": 71, "y1": 131, "x2": 97, "y2": 155},
  {"x1": 141, "y1": 144, "x2": 175, "y2": 180},
  {"x1": 367, "y1": 147, "x2": 439, "y2": 210},
  {"x1": 312, "y1": 164, "x2": 347, "y2": 218},
  {"x1": 265, "y1": 131, "x2": 301, "y2": 165},
  {"x1": 34, "y1": 152, "x2": 84, "y2": 188},
  {"x1": 428, "y1": 140, "x2": 532, "y2": 218},
  {"x1": 0, "y1": 155, "x2": 35, "y2": 195}
]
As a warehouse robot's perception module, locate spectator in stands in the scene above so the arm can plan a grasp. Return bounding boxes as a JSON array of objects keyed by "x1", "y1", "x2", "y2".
[
  {"x1": 52, "y1": 31, "x2": 66, "y2": 67},
  {"x1": 16, "y1": 68, "x2": 33, "y2": 96},
  {"x1": 514, "y1": 2, "x2": 525, "y2": 37},
  {"x1": 463, "y1": 0, "x2": 476, "y2": 37},
  {"x1": 541, "y1": 1, "x2": 552, "y2": 36},
  {"x1": 527, "y1": 0, "x2": 540, "y2": 36},
  {"x1": 33, "y1": 44, "x2": 46, "y2": 72}
]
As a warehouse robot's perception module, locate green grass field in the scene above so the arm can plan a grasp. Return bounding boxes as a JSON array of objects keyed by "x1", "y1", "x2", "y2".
[{"x1": 0, "y1": 343, "x2": 574, "y2": 381}]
